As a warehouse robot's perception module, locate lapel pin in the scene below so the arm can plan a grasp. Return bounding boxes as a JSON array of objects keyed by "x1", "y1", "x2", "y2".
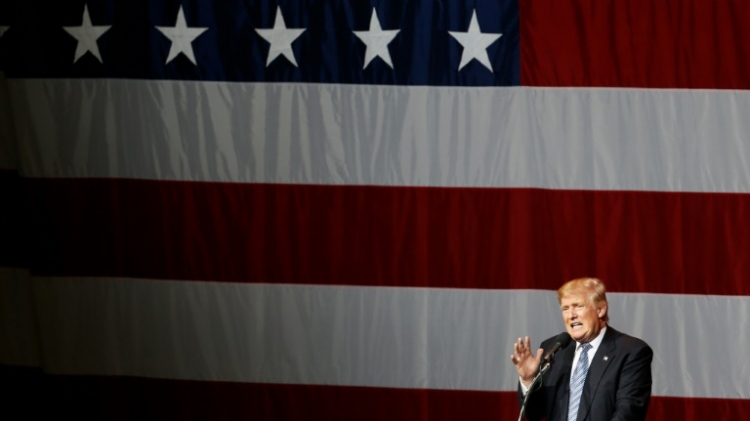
[{"x1": 603, "y1": 356, "x2": 609, "y2": 361}]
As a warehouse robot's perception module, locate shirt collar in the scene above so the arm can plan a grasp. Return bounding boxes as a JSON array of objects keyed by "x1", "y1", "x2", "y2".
[{"x1": 578, "y1": 325, "x2": 607, "y2": 351}]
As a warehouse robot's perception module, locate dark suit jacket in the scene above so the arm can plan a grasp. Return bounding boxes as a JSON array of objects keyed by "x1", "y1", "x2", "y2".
[{"x1": 518, "y1": 326, "x2": 652, "y2": 421}]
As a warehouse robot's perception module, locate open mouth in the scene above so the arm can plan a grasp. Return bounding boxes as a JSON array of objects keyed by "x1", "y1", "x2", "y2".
[{"x1": 570, "y1": 322, "x2": 583, "y2": 330}]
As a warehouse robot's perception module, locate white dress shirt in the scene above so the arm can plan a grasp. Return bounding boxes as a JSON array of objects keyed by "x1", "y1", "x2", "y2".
[{"x1": 570, "y1": 326, "x2": 607, "y2": 375}]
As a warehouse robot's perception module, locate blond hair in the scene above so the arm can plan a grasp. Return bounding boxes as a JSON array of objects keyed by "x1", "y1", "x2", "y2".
[{"x1": 557, "y1": 277, "x2": 609, "y2": 322}]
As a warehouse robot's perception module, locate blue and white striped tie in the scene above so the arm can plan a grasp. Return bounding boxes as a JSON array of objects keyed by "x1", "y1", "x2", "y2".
[{"x1": 567, "y1": 343, "x2": 592, "y2": 421}]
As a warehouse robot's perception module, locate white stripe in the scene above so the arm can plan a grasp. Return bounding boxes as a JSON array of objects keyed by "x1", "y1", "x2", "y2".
[
  {"x1": 16, "y1": 274, "x2": 750, "y2": 398},
  {"x1": 0, "y1": 268, "x2": 41, "y2": 367},
  {"x1": 8, "y1": 79, "x2": 750, "y2": 193}
]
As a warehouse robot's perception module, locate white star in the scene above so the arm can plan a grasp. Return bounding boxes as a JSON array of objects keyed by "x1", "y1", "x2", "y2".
[
  {"x1": 353, "y1": 8, "x2": 400, "y2": 70},
  {"x1": 0, "y1": 27, "x2": 8, "y2": 38},
  {"x1": 448, "y1": 10, "x2": 502, "y2": 72},
  {"x1": 156, "y1": 6, "x2": 208, "y2": 65},
  {"x1": 62, "y1": 5, "x2": 111, "y2": 63},
  {"x1": 255, "y1": 6, "x2": 306, "y2": 67}
]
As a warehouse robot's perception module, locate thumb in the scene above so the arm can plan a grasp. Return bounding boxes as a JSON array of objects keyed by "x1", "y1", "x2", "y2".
[{"x1": 535, "y1": 348, "x2": 544, "y2": 361}]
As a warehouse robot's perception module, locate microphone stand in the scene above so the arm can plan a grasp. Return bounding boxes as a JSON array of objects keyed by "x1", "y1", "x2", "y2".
[{"x1": 517, "y1": 360, "x2": 552, "y2": 421}]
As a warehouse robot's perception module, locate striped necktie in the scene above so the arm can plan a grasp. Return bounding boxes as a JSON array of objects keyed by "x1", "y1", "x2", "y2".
[{"x1": 567, "y1": 342, "x2": 592, "y2": 421}]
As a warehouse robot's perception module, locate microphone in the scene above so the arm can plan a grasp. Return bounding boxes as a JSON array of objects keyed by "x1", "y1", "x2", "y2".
[{"x1": 542, "y1": 332, "x2": 572, "y2": 364}]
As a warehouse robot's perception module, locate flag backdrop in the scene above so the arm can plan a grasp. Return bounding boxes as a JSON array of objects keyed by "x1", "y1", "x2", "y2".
[{"x1": 2, "y1": 0, "x2": 750, "y2": 419}]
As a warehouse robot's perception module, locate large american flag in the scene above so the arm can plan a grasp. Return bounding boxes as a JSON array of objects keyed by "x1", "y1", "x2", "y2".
[{"x1": 1, "y1": 0, "x2": 749, "y2": 419}]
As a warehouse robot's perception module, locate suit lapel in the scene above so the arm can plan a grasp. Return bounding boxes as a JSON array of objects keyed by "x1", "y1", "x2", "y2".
[{"x1": 577, "y1": 327, "x2": 617, "y2": 421}]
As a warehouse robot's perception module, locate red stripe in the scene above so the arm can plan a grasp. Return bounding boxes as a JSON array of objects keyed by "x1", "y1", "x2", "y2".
[
  {"x1": 2, "y1": 367, "x2": 747, "y2": 420},
  {"x1": 0, "y1": 170, "x2": 29, "y2": 268},
  {"x1": 521, "y1": 0, "x2": 750, "y2": 89},
  {"x1": 22, "y1": 179, "x2": 750, "y2": 295},
  {"x1": 26, "y1": 178, "x2": 750, "y2": 295}
]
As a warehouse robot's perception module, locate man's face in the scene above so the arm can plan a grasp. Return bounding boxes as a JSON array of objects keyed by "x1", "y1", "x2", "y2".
[{"x1": 560, "y1": 294, "x2": 606, "y2": 343}]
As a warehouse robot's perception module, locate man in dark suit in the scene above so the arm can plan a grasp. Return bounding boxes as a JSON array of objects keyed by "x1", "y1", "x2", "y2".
[{"x1": 511, "y1": 278, "x2": 652, "y2": 421}]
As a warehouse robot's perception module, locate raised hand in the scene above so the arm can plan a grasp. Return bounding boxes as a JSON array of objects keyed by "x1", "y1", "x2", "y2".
[{"x1": 510, "y1": 336, "x2": 543, "y2": 387}]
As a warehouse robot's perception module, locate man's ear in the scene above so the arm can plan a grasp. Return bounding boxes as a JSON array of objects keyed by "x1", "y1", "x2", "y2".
[{"x1": 597, "y1": 302, "x2": 608, "y2": 318}]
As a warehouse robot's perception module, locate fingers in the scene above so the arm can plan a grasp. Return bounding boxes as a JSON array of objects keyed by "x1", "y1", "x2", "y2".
[
  {"x1": 514, "y1": 336, "x2": 531, "y2": 352},
  {"x1": 516, "y1": 336, "x2": 528, "y2": 349},
  {"x1": 511, "y1": 336, "x2": 534, "y2": 362},
  {"x1": 511, "y1": 336, "x2": 541, "y2": 379},
  {"x1": 513, "y1": 337, "x2": 524, "y2": 357}
]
